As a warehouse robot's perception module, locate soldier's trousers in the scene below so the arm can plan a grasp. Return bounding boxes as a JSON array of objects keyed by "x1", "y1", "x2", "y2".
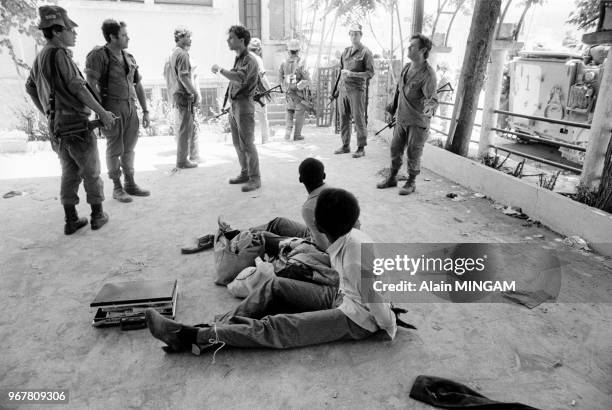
[
  {"x1": 174, "y1": 94, "x2": 199, "y2": 164},
  {"x1": 58, "y1": 130, "x2": 105, "y2": 205},
  {"x1": 102, "y1": 98, "x2": 139, "y2": 180},
  {"x1": 339, "y1": 88, "x2": 368, "y2": 149},
  {"x1": 230, "y1": 98, "x2": 260, "y2": 181},
  {"x1": 390, "y1": 122, "x2": 429, "y2": 175}
]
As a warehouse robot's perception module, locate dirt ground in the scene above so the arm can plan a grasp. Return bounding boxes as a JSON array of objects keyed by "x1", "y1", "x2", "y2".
[{"x1": 1, "y1": 125, "x2": 611, "y2": 409}]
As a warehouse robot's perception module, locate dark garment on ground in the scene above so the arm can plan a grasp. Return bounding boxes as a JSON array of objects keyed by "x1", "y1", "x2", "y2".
[{"x1": 409, "y1": 375, "x2": 540, "y2": 409}]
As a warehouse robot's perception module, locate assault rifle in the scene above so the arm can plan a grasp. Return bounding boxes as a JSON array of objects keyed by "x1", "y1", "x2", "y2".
[
  {"x1": 374, "y1": 82, "x2": 454, "y2": 136},
  {"x1": 253, "y1": 84, "x2": 284, "y2": 107}
]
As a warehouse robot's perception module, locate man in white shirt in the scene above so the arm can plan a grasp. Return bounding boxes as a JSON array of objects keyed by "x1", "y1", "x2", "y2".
[{"x1": 146, "y1": 188, "x2": 399, "y2": 352}]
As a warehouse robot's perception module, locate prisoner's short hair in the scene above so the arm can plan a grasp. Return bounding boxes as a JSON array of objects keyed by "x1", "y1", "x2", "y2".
[
  {"x1": 315, "y1": 188, "x2": 360, "y2": 240},
  {"x1": 411, "y1": 33, "x2": 433, "y2": 59},
  {"x1": 228, "y1": 25, "x2": 251, "y2": 48},
  {"x1": 102, "y1": 19, "x2": 126, "y2": 43},
  {"x1": 174, "y1": 27, "x2": 191, "y2": 43},
  {"x1": 42, "y1": 25, "x2": 64, "y2": 40},
  {"x1": 299, "y1": 158, "x2": 325, "y2": 186}
]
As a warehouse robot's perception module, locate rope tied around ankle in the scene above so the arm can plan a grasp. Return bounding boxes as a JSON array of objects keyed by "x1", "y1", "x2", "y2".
[{"x1": 208, "y1": 322, "x2": 226, "y2": 364}]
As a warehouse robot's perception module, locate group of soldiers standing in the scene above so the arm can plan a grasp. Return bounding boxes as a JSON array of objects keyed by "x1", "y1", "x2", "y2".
[{"x1": 25, "y1": 5, "x2": 438, "y2": 235}]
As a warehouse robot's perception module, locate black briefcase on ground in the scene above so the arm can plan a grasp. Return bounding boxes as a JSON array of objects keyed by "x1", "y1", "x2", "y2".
[{"x1": 90, "y1": 279, "x2": 178, "y2": 330}]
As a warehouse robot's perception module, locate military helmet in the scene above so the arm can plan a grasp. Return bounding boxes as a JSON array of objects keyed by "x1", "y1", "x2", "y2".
[
  {"x1": 249, "y1": 37, "x2": 262, "y2": 50},
  {"x1": 287, "y1": 39, "x2": 301, "y2": 51}
]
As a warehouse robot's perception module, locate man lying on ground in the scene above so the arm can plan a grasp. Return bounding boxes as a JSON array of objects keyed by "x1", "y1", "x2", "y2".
[
  {"x1": 146, "y1": 187, "x2": 398, "y2": 352},
  {"x1": 181, "y1": 157, "x2": 329, "y2": 254}
]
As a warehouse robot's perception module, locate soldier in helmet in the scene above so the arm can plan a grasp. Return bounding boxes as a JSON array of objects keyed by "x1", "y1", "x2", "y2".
[
  {"x1": 333, "y1": 23, "x2": 374, "y2": 158},
  {"x1": 25, "y1": 6, "x2": 116, "y2": 234},
  {"x1": 279, "y1": 39, "x2": 310, "y2": 141}
]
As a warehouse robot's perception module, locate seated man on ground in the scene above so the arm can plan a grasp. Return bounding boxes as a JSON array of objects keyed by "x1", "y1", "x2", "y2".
[
  {"x1": 146, "y1": 187, "x2": 398, "y2": 352},
  {"x1": 182, "y1": 157, "x2": 329, "y2": 254}
]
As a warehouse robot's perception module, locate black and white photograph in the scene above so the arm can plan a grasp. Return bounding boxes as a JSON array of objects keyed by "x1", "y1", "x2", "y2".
[{"x1": 0, "y1": 0, "x2": 611, "y2": 408}]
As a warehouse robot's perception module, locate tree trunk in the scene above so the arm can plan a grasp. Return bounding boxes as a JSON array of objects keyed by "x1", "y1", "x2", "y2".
[{"x1": 447, "y1": 0, "x2": 502, "y2": 156}]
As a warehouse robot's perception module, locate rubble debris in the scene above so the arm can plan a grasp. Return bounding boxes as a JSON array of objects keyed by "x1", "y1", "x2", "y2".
[
  {"x1": 446, "y1": 193, "x2": 458, "y2": 199},
  {"x1": 3, "y1": 190, "x2": 23, "y2": 199},
  {"x1": 502, "y1": 206, "x2": 529, "y2": 219},
  {"x1": 563, "y1": 235, "x2": 590, "y2": 252},
  {"x1": 453, "y1": 217, "x2": 464, "y2": 223},
  {"x1": 473, "y1": 193, "x2": 486, "y2": 198}
]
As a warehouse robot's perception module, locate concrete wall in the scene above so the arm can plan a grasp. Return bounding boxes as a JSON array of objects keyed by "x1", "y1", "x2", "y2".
[{"x1": 420, "y1": 143, "x2": 612, "y2": 256}]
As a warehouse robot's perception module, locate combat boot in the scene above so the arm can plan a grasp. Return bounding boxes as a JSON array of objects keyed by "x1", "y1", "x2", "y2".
[
  {"x1": 399, "y1": 174, "x2": 417, "y2": 196},
  {"x1": 90, "y1": 204, "x2": 109, "y2": 230},
  {"x1": 229, "y1": 172, "x2": 249, "y2": 184},
  {"x1": 241, "y1": 178, "x2": 261, "y2": 192},
  {"x1": 124, "y1": 174, "x2": 150, "y2": 197},
  {"x1": 377, "y1": 169, "x2": 398, "y2": 189},
  {"x1": 63, "y1": 205, "x2": 88, "y2": 235},
  {"x1": 112, "y1": 178, "x2": 132, "y2": 203}
]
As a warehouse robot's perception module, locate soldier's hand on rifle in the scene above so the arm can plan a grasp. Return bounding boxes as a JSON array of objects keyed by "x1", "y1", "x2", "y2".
[
  {"x1": 99, "y1": 110, "x2": 116, "y2": 130},
  {"x1": 341, "y1": 69, "x2": 351, "y2": 77},
  {"x1": 192, "y1": 93, "x2": 200, "y2": 106},
  {"x1": 142, "y1": 111, "x2": 150, "y2": 128},
  {"x1": 385, "y1": 112, "x2": 394, "y2": 125},
  {"x1": 211, "y1": 64, "x2": 220, "y2": 74}
]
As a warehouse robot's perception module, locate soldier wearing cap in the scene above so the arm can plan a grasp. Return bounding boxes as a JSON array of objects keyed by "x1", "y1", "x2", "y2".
[
  {"x1": 167, "y1": 27, "x2": 199, "y2": 169},
  {"x1": 85, "y1": 19, "x2": 150, "y2": 203},
  {"x1": 333, "y1": 23, "x2": 374, "y2": 158},
  {"x1": 248, "y1": 37, "x2": 270, "y2": 144},
  {"x1": 279, "y1": 39, "x2": 311, "y2": 141},
  {"x1": 25, "y1": 6, "x2": 115, "y2": 235},
  {"x1": 377, "y1": 34, "x2": 438, "y2": 195},
  {"x1": 211, "y1": 25, "x2": 261, "y2": 192}
]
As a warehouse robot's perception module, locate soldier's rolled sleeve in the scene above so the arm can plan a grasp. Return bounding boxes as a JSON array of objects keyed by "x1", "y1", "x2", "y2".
[
  {"x1": 56, "y1": 50, "x2": 87, "y2": 94},
  {"x1": 233, "y1": 58, "x2": 258, "y2": 87},
  {"x1": 364, "y1": 49, "x2": 374, "y2": 79},
  {"x1": 422, "y1": 69, "x2": 439, "y2": 109},
  {"x1": 84, "y1": 50, "x2": 104, "y2": 82},
  {"x1": 175, "y1": 53, "x2": 191, "y2": 77}
]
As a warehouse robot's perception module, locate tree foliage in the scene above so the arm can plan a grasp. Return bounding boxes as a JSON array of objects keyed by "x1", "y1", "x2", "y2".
[
  {"x1": 0, "y1": 0, "x2": 46, "y2": 72},
  {"x1": 567, "y1": 0, "x2": 599, "y2": 30}
]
